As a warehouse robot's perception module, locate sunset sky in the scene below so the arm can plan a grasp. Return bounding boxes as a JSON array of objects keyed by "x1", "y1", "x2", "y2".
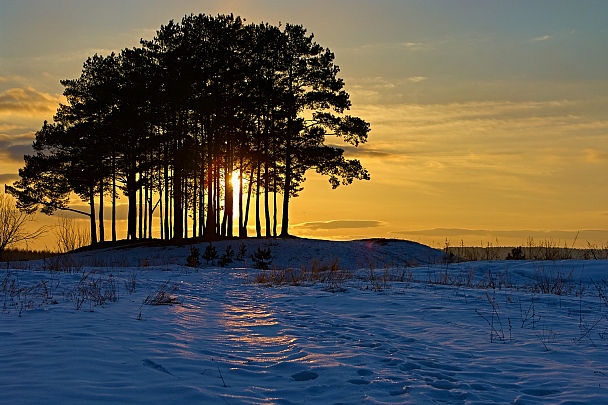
[{"x1": 1, "y1": 0, "x2": 607, "y2": 249}]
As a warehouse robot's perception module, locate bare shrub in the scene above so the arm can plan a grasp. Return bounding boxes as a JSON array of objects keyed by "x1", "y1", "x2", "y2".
[
  {"x1": 482, "y1": 239, "x2": 502, "y2": 261},
  {"x1": 0, "y1": 192, "x2": 48, "y2": 259},
  {"x1": 1, "y1": 272, "x2": 62, "y2": 316},
  {"x1": 253, "y1": 258, "x2": 351, "y2": 291},
  {"x1": 535, "y1": 324, "x2": 556, "y2": 351},
  {"x1": 576, "y1": 279, "x2": 608, "y2": 344},
  {"x1": 519, "y1": 295, "x2": 540, "y2": 329},
  {"x1": 143, "y1": 280, "x2": 180, "y2": 305},
  {"x1": 582, "y1": 241, "x2": 608, "y2": 260},
  {"x1": 476, "y1": 290, "x2": 509, "y2": 343},
  {"x1": 527, "y1": 237, "x2": 576, "y2": 261},
  {"x1": 445, "y1": 239, "x2": 502, "y2": 261},
  {"x1": 68, "y1": 270, "x2": 119, "y2": 310},
  {"x1": 54, "y1": 215, "x2": 89, "y2": 253},
  {"x1": 1, "y1": 272, "x2": 30, "y2": 316},
  {"x1": 528, "y1": 263, "x2": 575, "y2": 295},
  {"x1": 124, "y1": 272, "x2": 137, "y2": 294}
]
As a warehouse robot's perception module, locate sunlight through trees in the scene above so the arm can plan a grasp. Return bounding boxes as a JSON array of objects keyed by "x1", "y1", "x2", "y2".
[{"x1": 7, "y1": 14, "x2": 370, "y2": 245}]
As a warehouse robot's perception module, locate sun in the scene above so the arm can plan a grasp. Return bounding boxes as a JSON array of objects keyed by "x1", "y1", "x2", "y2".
[
  {"x1": 231, "y1": 171, "x2": 240, "y2": 189},
  {"x1": 230, "y1": 171, "x2": 242, "y2": 221}
]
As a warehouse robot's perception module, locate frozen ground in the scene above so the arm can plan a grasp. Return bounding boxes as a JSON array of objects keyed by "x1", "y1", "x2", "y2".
[{"x1": 2, "y1": 239, "x2": 608, "y2": 404}]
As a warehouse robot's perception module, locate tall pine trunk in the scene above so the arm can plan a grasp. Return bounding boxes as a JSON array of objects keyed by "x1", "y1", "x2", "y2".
[
  {"x1": 198, "y1": 163, "x2": 205, "y2": 237},
  {"x1": 255, "y1": 162, "x2": 262, "y2": 237},
  {"x1": 215, "y1": 165, "x2": 221, "y2": 235},
  {"x1": 243, "y1": 166, "x2": 254, "y2": 238},
  {"x1": 204, "y1": 160, "x2": 215, "y2": 236},
  {"x1": 138, "y1": 174, "x2": 143, "y2": 239},
  {"x1": 173, "y1": 161, "x2": 183, "y2": 240},
  {"x1": 112, "y1": 153, "x2": 116, "y2": 242},
  {"x1": 163, "y1": 147, "x2": 170, "y2": 240},
  {"x1": 225, "y1": 136, "x2": 234, "y2": 237},
  {"x1": 280, "y1": 128, "x2": 292, "y2": 237},
  {"x1": 173, "y1": 125, "x2": 184, "y2": 240},
  {"x1": 98, "y1": 180, "x2": 104, "y2": 243},
  {"x1": 127, "y1": 162, "x2": 137, "y2": 240},
  {"x1": 264, "y1": 161, "x2": 271, "y2": 237},
  {"x1": 89, "y1": 186, "x2": 97, "y2": 245},
  {"x1": 273, "y1": 175, "x2": 278, "y2": 237}
]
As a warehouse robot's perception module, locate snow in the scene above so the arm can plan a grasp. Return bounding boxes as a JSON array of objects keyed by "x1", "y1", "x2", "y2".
[{"x1": 2, "y1": 239, "x2": 608, "y2": 404}]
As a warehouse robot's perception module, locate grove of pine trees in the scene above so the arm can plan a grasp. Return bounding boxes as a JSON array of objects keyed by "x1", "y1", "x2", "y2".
[{"x1": 7, "y1": 14, "x2": 370, "y2": 245}]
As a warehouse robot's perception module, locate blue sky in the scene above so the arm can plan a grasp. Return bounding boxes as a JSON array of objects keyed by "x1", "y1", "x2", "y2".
[{"x1": 1, "y1": 0, "x2": 607, "y2": 247}]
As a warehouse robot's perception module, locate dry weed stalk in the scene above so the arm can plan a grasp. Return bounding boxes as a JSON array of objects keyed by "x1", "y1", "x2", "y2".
[{"x1": 143, "y1": 280, "x2": 180, "y2": 305}]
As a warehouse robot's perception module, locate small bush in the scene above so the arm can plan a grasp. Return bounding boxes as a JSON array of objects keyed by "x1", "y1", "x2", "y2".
[
  {"x1": 186, "y1": 245, "x2": 201, "y2": 267},
  {"x1": 252, "y1": 246, "x2": 273, "y2": 270},
  {"x1": 506, "y1": 246, "x2": 526, "y2": 260},
  {"x1": 236, "y1": 243, "x2": 247, "y2": 261},
  {"x1": 202, "y1": 243, "x2": 218, "y2": 265},
  {"x1": 218, "y1": 245, "x2": 235, "y2": 267}
]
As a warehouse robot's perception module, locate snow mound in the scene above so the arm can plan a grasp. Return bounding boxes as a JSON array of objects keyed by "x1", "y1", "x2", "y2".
[{"x1": 53, "y1": 238, "x2": 444, "y2": 269}]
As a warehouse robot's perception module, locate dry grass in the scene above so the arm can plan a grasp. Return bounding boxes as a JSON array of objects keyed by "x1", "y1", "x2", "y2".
[
  {"x1": 444, "y1": 238, "x2": 608, "y2": 261},
  {"x1": 143, "y1": 280, "x2": 180, "y2": 305},
  {"x1": 254, "y1": 258, "x2": 352, "y2": 291},
  {"x1": 253, "y1": 259, "x2": 419, "y2": 292}
]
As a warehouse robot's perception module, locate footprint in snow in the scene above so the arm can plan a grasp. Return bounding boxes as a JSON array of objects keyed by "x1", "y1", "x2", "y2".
[
  {"x1": 389, "y1": 387, "x2": 408, "y2": 396},
  {"x1": 522, "y1": 389, "x2": 560, "y2": 397},
  {"x1": 291, "y1": 371, "x2": 318, "y2": 381},
  {"x1": 143, "y1": 359, "x2": 175, "y2": 377},
  {"x1": 348, "y1": 379, "x2": 370, "y2": 385}
]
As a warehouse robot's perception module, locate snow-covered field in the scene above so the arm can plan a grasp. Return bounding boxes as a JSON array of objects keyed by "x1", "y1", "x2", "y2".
[{"x1": 2, "y1": 239, "x2": 608, "y2": 404}]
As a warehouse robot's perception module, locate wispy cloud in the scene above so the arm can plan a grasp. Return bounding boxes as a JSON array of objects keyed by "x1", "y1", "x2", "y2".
[
  {"x1": 0, "y1": 123, "x2": 27, "y2": 133},
  {"x1": 0, "y1": 173, "x2": 19, "y2": 184},
  {"x1": 531, "y1": 35, "x2": 551, "y2": 42},
  {"x1": 294, "y1": 220, "x2": 385, "y2": 231},
  {"x1": 344, "y1": 96, "x2": 608, "y2": 212},
  {"x1": 4, "y1": 144, "x2": 33, "y2": 162},
  {"x1": 0, "y1": 140, "x2": 33, "y2": 162},
  {"x1": 0, "y1": 87, "x2": 62, "y2": 117},
  {"x1": 399, "y1": 41, "x2": 435, "y2": 51},
  {"x1": 346, "y1": 75, "x2": 428, "y2": 104},
  {"x1": 338, "y1": 145, "x2": 399, "y2": 160},
  {"x1": 585, "y1": 148, "x2": 608, "y2": 162},
  {"x1": 348, "y1": 39, "x2": 439, "y2": 54}
]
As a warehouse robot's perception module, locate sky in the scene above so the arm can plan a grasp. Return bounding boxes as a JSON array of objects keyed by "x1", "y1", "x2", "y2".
[{"x1": 1, "y1": 0, "x2": 608, "y2": 250}]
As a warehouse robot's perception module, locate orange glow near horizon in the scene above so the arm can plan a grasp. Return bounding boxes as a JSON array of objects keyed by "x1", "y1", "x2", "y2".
[{"x1": 1, "y1": 2, "x2": 607, "y2": 250}]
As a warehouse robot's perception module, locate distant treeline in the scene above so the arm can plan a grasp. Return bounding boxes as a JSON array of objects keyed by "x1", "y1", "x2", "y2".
[{"x1": 7, "y1": 14, "x2": 370, "y2": 245}]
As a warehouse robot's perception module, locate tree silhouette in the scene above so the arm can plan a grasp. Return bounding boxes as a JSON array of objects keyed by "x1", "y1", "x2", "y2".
[
  {"x1": 276, "y1": 24, "x2": 370, "y2": 236},
  {"x1": 9, "y1": 13, "x2": 370, "y2": 245}
]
